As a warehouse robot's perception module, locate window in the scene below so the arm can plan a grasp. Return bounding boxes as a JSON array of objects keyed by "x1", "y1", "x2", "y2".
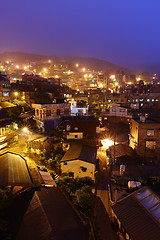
[
  {"x1": 147, "y1": 129, "x2": 154, "y2": 136},
  {"x1": 46, "y1": 110, "x2": 51, "y2": 116},
  {"x1": 64, "y1": 162, "x2": 67, "y2": 165},
  {"x1": 66, "y1": 125, "x2": 71, "y2": 131},
  {"x1": 69, "y1": 172, "x2": 74, "y2": 177},
  {"x1": 57, "y1": 109, "x2": 60, "y2": 115},
  {"x1": 74, "y1": 127, "x2": 78, "y2": 131},
  {"x1": 146, "y1": 141, "x2": 156, "y2": 150},
  {"x1": 75, "y1": 135, "x2": 78, "y2": 138},
  {"x1": 80, "y1": 166, "x2": 87, "y2": 172},
  {"x1": 36, "y1": 109, "x2": 39, "y2": 115},
  {"x1": 64, "y1": 108, "x2": 69, "y2": 115}
]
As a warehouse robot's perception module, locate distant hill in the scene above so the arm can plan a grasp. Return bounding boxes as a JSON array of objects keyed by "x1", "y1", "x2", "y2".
[{"x1": 0, "y1": 51, "x2": 135, "y2": 74}]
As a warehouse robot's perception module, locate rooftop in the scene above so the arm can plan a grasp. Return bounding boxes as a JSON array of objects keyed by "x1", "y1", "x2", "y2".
[
  {"x1": 112, "y1": 186, "x2": 160, "y2": 240},
  {"x1": 0, "y1": 152, "x2": 34, "y2": 187},
  {"x1": 61, "y1": 143, "x2": 97, "y2": 164}
]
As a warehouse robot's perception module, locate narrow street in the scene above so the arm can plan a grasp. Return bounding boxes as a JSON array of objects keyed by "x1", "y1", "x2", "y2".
[{"x1": 94, "y1": 148, "x2": 117, "y2": 240}]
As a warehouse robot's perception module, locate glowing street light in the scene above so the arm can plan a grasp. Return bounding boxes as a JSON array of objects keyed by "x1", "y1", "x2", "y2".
[
  {"x1": 48, "y1": 60, "x2": 51, "y2": 63},
  {"x1": 14, "y1": 92, "x2": 18, "y2": 97},
  {"x1": 16, "y1": 65, "x2": 19, "y2": 69},
  {"x1": 110, "y1": 75, "x2": 115, "y2": 79},
  {"x1": 101, "y1": 139, "x2": 117, "y2": 150},
  {"x1": 23, "y1": 127, "x2": 28, "y2": 133},
  {"x1": 76, "y1": 64, "x2": 79, "y2": 67},
  {"x1": 99, "y1": 83, "x2": 103, "y2": 88},
  {"x1": 82, "y1": 68, "x2": 86, "y2": 72}
]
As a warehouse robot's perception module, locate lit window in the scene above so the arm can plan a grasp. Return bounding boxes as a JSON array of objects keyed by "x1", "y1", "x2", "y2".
[
  {"x1": 147, "y1": 129, "x2": 154, "y2": 136},
  {"x1": 108, "y1": 99, "x2": 111, "y2": 102},
  {"x1": 146, "y1": 141, "x2": 156, "y2": 150},
  {"x1": 136, "y1": 99, "x2": 138, "y2": 102},
  {"x1": 147, "y1": 99, "x2": 150, "y2": 102},
  {"x1": 66, "y1": 125, "x2": 71, "y2": 131},
  {"x1": 152, "y1": 99, "x2": 154, "y2": 102}
]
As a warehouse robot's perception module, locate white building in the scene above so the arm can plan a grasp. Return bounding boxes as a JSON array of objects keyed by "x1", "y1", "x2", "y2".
[
  {"x1": 70, "y1": 100, "x2": 88, "y2": 116},
  {"x1": 109, "y1": 104, "x2": 132, "y2": 118},
  {"x1": 60, "y1": 144, "x2": 97, "y2": 181}
]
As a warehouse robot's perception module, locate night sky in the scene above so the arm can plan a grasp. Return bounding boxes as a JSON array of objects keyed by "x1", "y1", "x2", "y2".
[{"x1": 1, "y1": 0, "x2": 160, "y2": 72}]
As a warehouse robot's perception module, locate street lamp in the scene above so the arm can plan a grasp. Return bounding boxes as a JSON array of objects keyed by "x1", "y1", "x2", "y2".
[{"x1": 23, "y1": 127, "x2": 28, "y2": 133}]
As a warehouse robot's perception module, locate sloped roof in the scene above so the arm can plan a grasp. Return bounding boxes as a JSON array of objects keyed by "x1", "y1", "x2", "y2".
[
  {"x1": 61, "y1": 143, "x2": 97, "y2": 164},
  {"x1": 112, "y1": 186, "x2": 160, "y2": 240},
  {"x1": 0, "y1": 101, "x2": 16, "y2": 109},
  {"x1": 109, "y1": 144, "x2": 135, "y2": 159},
  {"x1": 0, "y1": 152, "x2": 33, "y2": 187},
  {"x1": 16, "y1": 188, "x2": 89, "y2": 240}
]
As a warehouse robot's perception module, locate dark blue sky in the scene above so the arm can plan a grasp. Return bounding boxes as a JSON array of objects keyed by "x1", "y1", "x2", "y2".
[{"x1": 1, "y1": 0, "x2": 160, "y2": 72}]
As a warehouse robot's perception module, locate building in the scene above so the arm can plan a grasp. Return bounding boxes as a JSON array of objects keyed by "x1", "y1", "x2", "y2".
[
  {"x1": 58, "y1": 116, "x2": 99, "y2": 138},
  {"x1": 112, "y1": 186, "x2": 160, "y2": 240},
  {"x1": 60, "y1": 143, "x2": 97, "y2": 181},
  {"x1": 70, "y1": 100, "x2": 88, "y2": 116},
  {"x1": 0, "y1": 152, "x2": 41, "y2": 189},
  {"x1": 129, "y1": 117, "x2": 160, "y2": 163},
  {"x1": 32, "y1": 102, "x2": 71, "y2": 132},
  {"x1": 101, "y1": 104, "x2": 132, "y2": 125}
]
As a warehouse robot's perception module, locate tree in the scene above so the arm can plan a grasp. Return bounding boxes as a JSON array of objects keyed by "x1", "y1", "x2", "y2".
[{"x1": 74, "y1": 185, "x2": 93, "y2": 214}]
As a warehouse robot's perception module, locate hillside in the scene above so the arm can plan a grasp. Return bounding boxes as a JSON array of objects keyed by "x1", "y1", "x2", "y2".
[{"x1": 0, "y1": 52, "x2": 134, "y2": 73}]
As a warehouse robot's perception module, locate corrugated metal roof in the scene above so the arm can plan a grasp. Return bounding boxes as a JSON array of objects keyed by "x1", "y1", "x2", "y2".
[{"x1": 112, "y1": 186, "x2": 160, "y2": 240}]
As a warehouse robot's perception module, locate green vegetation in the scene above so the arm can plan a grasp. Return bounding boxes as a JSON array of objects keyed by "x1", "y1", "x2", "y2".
[
  {"x1": 40, "y1": 145, "x2": 65, "y2": 169},
  {"x1": 56, "y1": 177, "x2": 93, "y2": 221}
]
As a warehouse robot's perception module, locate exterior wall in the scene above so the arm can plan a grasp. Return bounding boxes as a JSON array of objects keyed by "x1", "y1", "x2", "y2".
[
  {"x1": 62, "y1": 119, "x2": 98, "y2": 138},
  {"x1": 109, "y1": 106, "x2": 132, "y2": 118},
  {"x1": 70, "y1": 100, "x2": 88, "y2": 115},
  {"x1": 129, "y1": 119, "x2": 160, "y2": 162},
  {"x1": 129, "y1": 119, "x2": 139, "y2": 149},
  {"x1": 66, "y1": 132, "x2": 83, "y2": 139},
  {"x1": 61, "y1": 159, "x2": 95, "y2": 181},
  {"x1": 32, "y1": 103, "x2": 71, "y2": 121},
  {"x1": 32, "y1": 103, "x2": 71, "y2": 132}
]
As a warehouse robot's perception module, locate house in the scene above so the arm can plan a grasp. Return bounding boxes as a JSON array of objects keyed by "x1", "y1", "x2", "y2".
[
  {"x1": 58, "y1": 116, "x2": 99, "y2": 138},
  {"x1": 129, "y1": 117, "x2": 160, "y2": 164},
  {"x1": 112, "y1": 186, "x2": 160, "y2": 240},
  {"x1": 32, "y1": 102, "x2": 71, "y2": 132},
  {"x1": 101, "y1": 104, "x2": 132, "y2": 125},
  {"x1": 0, "y1": 152, "x2": 41, "y2": 189},
  {"x1": 70, "y1": 99, "x2": 88, "y2": 116},
  {"x1": 60, "y1": 143, "x2": 97, "y2": 181},
  {"x1": 108, "y1": 144, "x2": 137, "y2": 165}
]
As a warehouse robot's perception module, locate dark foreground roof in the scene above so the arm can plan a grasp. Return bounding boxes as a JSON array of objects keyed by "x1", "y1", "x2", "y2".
[
  {"x1": 0, "y1": 152, "x2": 33, "y2": 187},
  {"x1": 15, "y1": 187, "x2": 89, "y2": 240},
  {"x1": 112, "y1": 186, "x2": 160, "y2": 240},
  {"x1": 61, "y1": 143, "x2": 97, "y2": 164}
]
